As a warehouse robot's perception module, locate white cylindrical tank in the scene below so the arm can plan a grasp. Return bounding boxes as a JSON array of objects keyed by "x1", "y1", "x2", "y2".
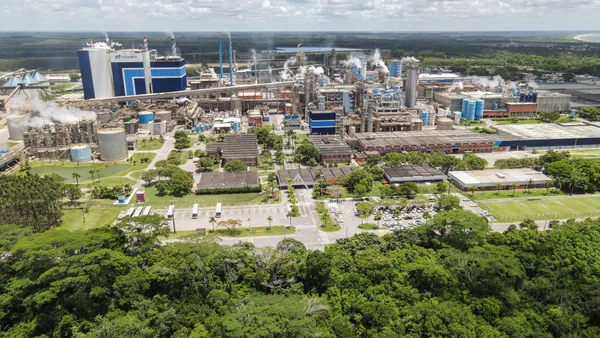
[
  {"x1": 98, "y1": 129, "x2": 128, "y2": 161},
  {"x1": 349, "y1": 126, "x2": 356, "y2": 137},
  {"x1": 96, "y1": 111, "x2": 112, "y2": 122},
  {"x1": 6, "y1": 116, "x2": 26, "y2": 140},
  {"x1": 153, "y1": 121, "x2": 167, "y2": 135},
  {"x1": 70, "y1": 145, "x2": 92, "y2": 162}
]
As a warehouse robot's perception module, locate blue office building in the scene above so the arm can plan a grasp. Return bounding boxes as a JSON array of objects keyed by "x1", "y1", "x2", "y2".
[
  {"x1": 79, "y1": 47, "x2": 187, "y2": 100},
  {"x1": 309, "y1": 110, "x2": 337, "y2": 135}
]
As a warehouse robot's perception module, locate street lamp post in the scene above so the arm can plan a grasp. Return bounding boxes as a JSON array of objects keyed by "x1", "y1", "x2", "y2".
[{"x1": 171, "y1": 201, "x2": 177, "y2": 233}]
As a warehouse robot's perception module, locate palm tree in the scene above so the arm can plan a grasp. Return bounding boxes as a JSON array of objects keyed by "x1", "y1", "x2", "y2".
[
  {"x1": 285, "y1": 211, "x2": 293, "y2": 238},
  {"x1": 72, "y1": 173, "x2": 81, "y2": 186},
  {"x1": 527, "y1": 178, "x2": 534, "y2": 193},
  {"x1": 495, "y1": 183, "x2": 502, "y2": 195},
  {"x1": 511, "y1": 183, "x2": 518, "y2": 197},
  {"x1": 209, "y1": 216, "x2": 216, "y2": 232},
  {"x1": 267, "y1": 216, "x2": 273, "y2": 229},
  {"x1": 470, "y1": 186, "x2": 477, "y2": 197},
  {"x1": 247, "y1": 218, "x2": 251, "y2": 229},
  {"x1": 95, "y1": 169, "x2": 101, "y2": 182},
  {"x1": 545, "y1": 181, "x2": 552, "y2": 194},
  {"x1": 88, "y1": 170, "x2": 95, "y2": 184}
]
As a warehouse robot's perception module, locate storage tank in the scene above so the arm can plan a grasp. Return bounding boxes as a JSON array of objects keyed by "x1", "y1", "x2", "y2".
[
  {"x1": 405, "y1": 66, "x2": 419, "y2": 108},
  {"x1": 461, "y1": 99, "x2": 469, "y2": 116},
  {"x1": 475, "y1": 100, "x2": 484, "y2": 120},
  {"x1": 70, "y1": 145, "x2": 92, "y2": 162},
  {"x1": 454, "y1": 112, "x2": 462, "y2": 124},
  {"x1": 233, "y1": 121, "x2": 239, "y2": 132},
  {"x1": 533, "y1": 93, "x2": 538, "y2": 103},
  {"x1": 6, "y1": 116, "x2": 26, "y2": 140},
  {"x1": 421, "y1": 112, "x2": 429, "y2": 126},
  {"x1": 98, "y1": 129, "x2": 128, "y2": 161},
  {"x1": 124, "y1": 120, "x2": 138, "y2": 135},
  {"x1": 138, "y1": 111, "x2": 154, "y2": 125},
  {"x1": 96, "y1": 111, "x2": 112, "y2": 122},
  {"x1": 153, "y1": 121, "x2": 167, "y2": 135},
  {"x1": 154, "y1": 110, "x2": 172, "y2": 123},
  {"x1": 519, "y1": 93, "x2": 526, "y2": 102},
  {"x1": 466, "y1": 101, "x2": 476, "y2": 121},
  {"x1": 349, "y1": 126, "x2": 356, "y2": 137}
]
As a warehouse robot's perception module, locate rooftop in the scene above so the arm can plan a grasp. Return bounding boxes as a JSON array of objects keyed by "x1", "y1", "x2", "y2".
[
  {"x1": 277, "y1": 167, "x2": 359, "y2": 187},
  {"x1": 384, "y1": 164, "x2": 447, "y2": 182},
  {"x1": 206, "y1": 134, "x2": 259, "y2": 159},
  {"x1": 494, "y1": 123, "x2": 600, "y2": 140},
  {"x1": 309, "y1": 135, "x2": 353, "y2": 156},
  {"x1": 449, "y1": 168, "x2": 551, "y2": 187},
  {"x1": 354, "y1": 130, "x2": 493, "y2": 148}
]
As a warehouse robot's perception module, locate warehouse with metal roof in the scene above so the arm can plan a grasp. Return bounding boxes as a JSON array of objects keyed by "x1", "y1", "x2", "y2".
[
  {"x1": 206, "y1": 134, "x2": 259, "y2": 166},
  {"x1": 277, "y1": 167, "x2": 359, "y2": 188},
  {"x1": 448, "y1": 168, "x2": 551, "y2": 190},
  {"x1": 384, "y1": 165, "x2": 447, "y2": 183},
  {"x1": 196, "y1": 171, "x2": 260, "y2": 191}
]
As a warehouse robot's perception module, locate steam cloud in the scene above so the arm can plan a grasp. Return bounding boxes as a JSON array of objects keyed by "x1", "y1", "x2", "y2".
[
  {"x1": 280, "y1": 56, "x2": 297, "y2": 81},
  {"x1": 7, "y1": 96, "x2": 97, "y2": 128},
  {"x1": 371, "y1": 49, "x2": 388, "y2": 74}
]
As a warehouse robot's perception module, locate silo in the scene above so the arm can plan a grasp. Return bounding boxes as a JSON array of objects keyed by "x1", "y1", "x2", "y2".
[
  {"x1": 124, "y1": 120, "x2": 138, "y2": 135},
  {"x1": 405, "y1": 67, "x2": 418, "y2": 108},
  {"x1": 96, "y1": 111, "x2": 112, "y2": 122},
  {"x1": 138, "y1": 111, "x2": 154, "y2": 125},
  {"x1": 98, "y1": 129, "x2": 128, "y2": 161},
  {"x1": 155, "y1": 110, "x2": 172, "y2": 123},
  {"x1": 6, "y1": 116, "x2": 26, "y2": 140},
  {"x1": 467, "y1": 101, "x2": 476, "y2": 121},
  {"x1": 475, "y1": 100, "x2": 484, "y2": 120},
  {"x1": 70, "y1": 145, "x2": 92, "y2": 162},
  {"x1": 233, "y1": 121, "x2": 239, "y2": 132},
  {"x1": 461, "y1": 99, "x2": 469, "y2": 116},
  {"x1": 153, "y1": 121, "x2": 167, "y2": 135}
]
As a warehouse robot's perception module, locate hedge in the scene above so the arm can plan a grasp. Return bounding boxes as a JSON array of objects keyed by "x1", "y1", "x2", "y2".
[{"x1": 195, "y1": 185, "x2": 262, "y2": 195}]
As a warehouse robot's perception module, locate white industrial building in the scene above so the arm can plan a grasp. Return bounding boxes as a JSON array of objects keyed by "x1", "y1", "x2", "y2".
[{"x1": 449, "y1": 168, "x2": 552, "y2": 191}]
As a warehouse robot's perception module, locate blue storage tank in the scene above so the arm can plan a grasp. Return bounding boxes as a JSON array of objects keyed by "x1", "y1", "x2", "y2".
[
  {"x1": 475, "y1": 100, "x2": 484, "y2": 120},
  {"x1": 466, "y1": 101, "x2": 476, "y2": 121},
  {"x1": 117, "y1": 196, "x2": 126, "y2": 204},
  {"x1": 138, "y1": 112, "x2": 154, "y2": 124},
  {"x1": 70, "y1": 145, "x2": 92, "y2": 162},
  {"x1": 572, "y1": 109, "x2": 577, "y2": 116},
  {"x1": 528, "y1": 93, "x2": 534, "y2": 102},
  {"x1": 421, "y1": 112, "x2": 429, "y2": 126},
  {"x1": 533, "y1": 93, "x2": 538, "y2": 103},
  {"x1": 461, "y1": 99, "x2": 470, "y2": 116},
  {"x1": 284, "y1": 115, "x2": 291, "y2": 120},
  {"x1": 292, "y1": 115, "x2": 299, "y2": 120},
  {"x1": 233, "y1": 122, "x2": 239, "y2": 131},
  {"x1": 205, "y1": 124, "x2": 210, "y2": 129},
  {"x1": 519, "y1": 93, "x2": 526, "y2": 103},
  {"x1": 492, "y1": 102, "x2": 499, "y2": 110}
]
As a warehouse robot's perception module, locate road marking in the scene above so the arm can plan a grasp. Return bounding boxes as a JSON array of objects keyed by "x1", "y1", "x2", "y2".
[
  {"x1": 295, "y1": 224, "x2": 316, "y2": 229},
  {"x1": 247, "y1": 237, "x2": 255, "y2": 244}
]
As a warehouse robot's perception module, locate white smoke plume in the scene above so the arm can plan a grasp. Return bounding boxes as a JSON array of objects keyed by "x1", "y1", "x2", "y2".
[
  {"x1": 466, "y1": 75, "x2": 518, "y2": 90},
  {"x1": 251, "y1": 49, "x2": 258, "y2": 84},
  {"x1": 401, "y1": 56, "x2": 420, "y2": 68},
  {"x1": 268, "y1": 66, "x2": 274, "y2": 82},
  {"x1": 280, "y1": 56, "x2": 297, "y2": 81},
  {"x1": 103, "y1": 32, "x2": 109, "y2": 43},
  {"x1": 450, "y1": 81, "x2": 464, "y2": 91},
  {"x1": 527, "y1": 80, "x2": 539, "y2": 90},
  {"x1": 343, "y1": 55, "x2": 362, "y2": 69},
  {"x1": 370, "y1": 49, "x2": 388, "y2": 74},
  {"x1": 8, "y1": 96, "x2": 97, "y2": 128}
]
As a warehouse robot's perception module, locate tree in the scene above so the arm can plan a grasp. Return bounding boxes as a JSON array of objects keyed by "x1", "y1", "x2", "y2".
[
  {"x1": 345, "y1": 169, "x2": 373, "y2": 193},
  {"x1": 425, "y1": 210, "x2": 490, "y2": 250},
  {"x1": 267, "y1": 216, "x2": 273, "y2": 229},
  {"x1": 224, "y1": 160, "x2": 248, "y2": 172},
  {"x1": 383, "y1": 152, "x2": 403, "y2": 166},
  {"x1": 367, "y1": 165, "x2": 385, "y2": 181},
  {"x1": 141, "y1": 170, "x2": 157, "y2": 184},
  {"x1": 174, "y1": 131, "x2": 192, "y2": 149},
  {"x1": 293, "y1": 142, "x2": 320, "y2": 165},
  {"x1": 437, "y1": 194, "x2": 460, "y2": 211},
  {"x1": 88, "y1": 169, "x2": 96, "y2": 183},
  {"x1": 209, "y1": 216, "x2": 217, "y2": 232},
  {"x1": 356, "y1": 201, "x2": 374, "y2": 223},
  {"x1": 398, "y1": 182, "x2": 419, "y2": 198},
  {"x1": 463, "y1": 153, "x2": 488, "y2": 170},
  {"x1": 538, "y1": 111, "x2": 561, "y2": 123},
  {"x1": 114, "y1": 214, "x2": 171, "y2": 254},
  {"x1": 470, "y1": 186, "x2": 477, "y2": 196},
  {"x1": 72, "y1": 172, "x2": 81, "y2": 186},
  {"x1": 365, "y1": 154, "x2": 382, "y2": 167},
  {"x1": 64, "y1": 184, "x2": 82, "y2": 205},
  {"x1": 218, "y1": 219, "x2": 241, "y2": 236},
  {"x1": 197, "y1": 157, "x2": 215, "y2": 172},
  {"x1": 68, "y1": 72, "x2": 81, "y2": 81},
  {"x1": 495, "y1": 183, "x2": 502, "y2": 195},
  {"x1": 511, "y1": 183, "x2": 518, "y2": 196},
  {"x1": 436, "y1": 181, "x2": 449, "y2": 195}
]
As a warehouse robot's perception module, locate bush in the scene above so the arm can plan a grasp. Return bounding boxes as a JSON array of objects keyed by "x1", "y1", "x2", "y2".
[{"x1": 358, "y1": 223, "x2": 379, "y2": 230}]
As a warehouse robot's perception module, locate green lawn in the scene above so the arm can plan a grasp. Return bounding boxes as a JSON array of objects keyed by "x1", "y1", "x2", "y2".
[
  {"x1": 138, "y1": 186, "x2": 269, "y2": 208},
  {"x1": 496, "y1": 119, "x2": 542, "y2": 125},
  {"x1": 358, "y1": 223, "x2": 380, "y2": 230},
  {"x1": 51, "y1": 83, "x2": 74, "y2": 92},
  {"x1": 27, "y1": 153, "x2": 155, "y2": 183},
  {"x1": 60, "y1": 207, "x2": 122, "y2": 231},
  {"x1": 316, "y1": 201, "x2": 342, "y2": 232},
  {"x1": 7, "y1": 142, "x2": 18, "y2": 148},
  {"x1": 316, "y1": 182, "x2": 448, "y2": 200},
  {"x1": 469, "y1": 188, "x2": 566, "y2": 201},
  {"x1": 479, "y1": 195, "x2": 600, "y2": 221},
  {"x1": 83, "y1": 177, "x2": 136, "y2": 188},
  {"x1": 130, "y1": 170, "x2": 144, "y2": 180},
  {"x1": 164, "y1": 226, "x2": 295, "y2": 240},
  {"x1": 566, "y1": 149, "x2": 600, "y2": 159},
  {"x1": 137, "y1": 139, "x2": 164, "y2": 151}
]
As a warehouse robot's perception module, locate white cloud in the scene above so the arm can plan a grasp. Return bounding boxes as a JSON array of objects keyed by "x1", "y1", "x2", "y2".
[{"x1": 1, "y1": 0, "x2": 599, "y2": 30}]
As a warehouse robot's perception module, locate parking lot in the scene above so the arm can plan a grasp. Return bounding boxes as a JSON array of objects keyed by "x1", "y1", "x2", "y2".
[{"x1": 120, "y1": 203, "x2": 318, "y2": 232}]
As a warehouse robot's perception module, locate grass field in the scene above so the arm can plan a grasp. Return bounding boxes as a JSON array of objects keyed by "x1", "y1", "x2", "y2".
[
  {"x1": 26, "y1": 153, "x2": 155, "y2": 183},
  {"x1": 164, "y1": 226, "x2": 295, "y2": 240},
  {"x1": 137, "y1": 139, "x2": 164, "y2": 151},
  {"x1": 496, "y1": 119, "x2": 542, "y2": 125},
  {"x1": 7, "y1": 142, "x2": 18, "y2": 148},
  {"x1": 469, "y1": 188, "x2": 566, "y2": 201},
  {"x1": 479, "y1": 195, "x2": 600, "y2": 221},
  {"x1": 139, "y1": 186, "x2": 269, "y2": 208},
  {"x1": 60, "y1": 208, "x2": 122, "y2": 231}
]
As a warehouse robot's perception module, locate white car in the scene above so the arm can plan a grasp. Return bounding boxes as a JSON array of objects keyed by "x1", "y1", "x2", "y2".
[
  {"x1": 462, "y1": 198, "x2": 470, "y2": 202},
  {"x1": 470, "y1": 203, "x2": 478, "y2": 207}
]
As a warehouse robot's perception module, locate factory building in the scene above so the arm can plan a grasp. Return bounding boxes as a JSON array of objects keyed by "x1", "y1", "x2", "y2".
[
  {"x1": 309, "y1": 135, "x2": 353, "y2": 163},
  {"x1": 449, "y1": 168, "x2": 551, "y2": 191},
  {"x1": 353, "y1": 130, "x2": 497, "y2": 155},
  {"x1": 491, "y1": 122, "x2": 600, "y2": 151},
  {"x1": 308, "y1": 110, "x2": 340, "y2": 135},
  {"x1": 78, "y1": 46, "x2": 187, "y2": 100},
  {"x1": 206, "y1": 134, "x2": 259, "y2": 167}
]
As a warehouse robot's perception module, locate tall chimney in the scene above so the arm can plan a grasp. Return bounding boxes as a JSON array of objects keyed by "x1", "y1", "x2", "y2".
[
  {"x1": 218, "y1": 39, "x2": 223, "y2": 79},
  {"x1": 171, "y1": 35, "x2": 177, "y2": 57},
  {"x1": 228, "y1": 37, "x2": 233, "y2": 86}
]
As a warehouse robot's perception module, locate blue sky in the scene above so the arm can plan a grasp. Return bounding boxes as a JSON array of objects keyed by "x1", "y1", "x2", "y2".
[{"x1": 1, "y1": 0, "x2": 600, "y2": 31}]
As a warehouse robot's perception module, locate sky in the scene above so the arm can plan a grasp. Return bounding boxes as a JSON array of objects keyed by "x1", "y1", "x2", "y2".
[{"x1": 1, "y1": 0, "x2": 600, "y2": 31}]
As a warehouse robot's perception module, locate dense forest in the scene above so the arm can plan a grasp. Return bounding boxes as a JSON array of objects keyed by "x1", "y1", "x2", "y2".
[
  {"x1": 1, "y1": 32, "x2": 600, "y2": 77},
  {"x1": 1, "y1": 208, "x2": 600, "y2": 337}
]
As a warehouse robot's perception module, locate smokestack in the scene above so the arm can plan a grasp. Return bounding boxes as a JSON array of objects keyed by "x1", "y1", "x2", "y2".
[
  {"x1": 143, "y1": 37, "x2": 148, "y2": 51},
  {"x1": 228, "y1": 37, "x2": 233, "y2": 86},
  {"x1": 218, "y1": 39, "x2": 223, "y2": 79},
  {"x1": 171, "y1": 34, "x2": 177, "y2": 57},
  {"x1": 330, "y1": 49, "x2": 337, "y2": 78}
]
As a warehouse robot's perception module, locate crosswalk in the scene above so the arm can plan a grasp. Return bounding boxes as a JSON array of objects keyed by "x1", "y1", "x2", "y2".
[{"x1": 294, "y1": 224, "x2": 316, "y2": 229}]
